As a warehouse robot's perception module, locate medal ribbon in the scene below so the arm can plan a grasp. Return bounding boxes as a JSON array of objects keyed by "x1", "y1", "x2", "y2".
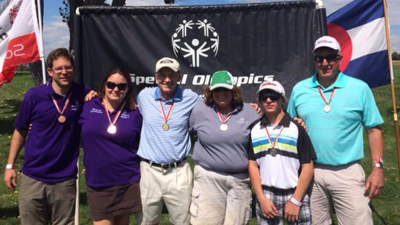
[
  {"x1": 51, "y1": 93, "x2": 71, "y2": 116},
  {"x1": 159, "y1": 100, "x2": 175, "y2": 124},
  {"x1": 217, "y1": 111, "x2": 232, "y2": 124},
  {"x1": 318, "y1": 86, "x2": 336, "y2": 106},
  {"x1": 103, "y1": 99, "x2": 126, "y2": 126},
  {"x1": 265, "y1": 125, "x2": 285, "y2": 150}
]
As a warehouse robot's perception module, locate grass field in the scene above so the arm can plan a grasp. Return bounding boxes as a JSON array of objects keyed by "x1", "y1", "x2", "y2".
[{"x1": 1, "y1": 65, "x2": 400, "y2": 224}]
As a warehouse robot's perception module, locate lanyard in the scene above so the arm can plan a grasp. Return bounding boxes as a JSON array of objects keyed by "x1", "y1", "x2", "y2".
[
  {"x1": 265, "y1": 125, "x2": 285, "y2": 150},
  {"x1": 159, "y1": 100, "x2": 175, "y2": 124},
  {"x1": 103, "y1": 99, "x2": 126, "y2": 127}
]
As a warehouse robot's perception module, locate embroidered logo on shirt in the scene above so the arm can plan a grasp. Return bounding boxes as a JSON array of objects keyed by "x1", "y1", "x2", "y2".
[
  {"x1": 70, "y1": 102, "x2": 81, "y2": 111},
  {"x1": 237, "y1": 117, "x2": 247, "y2": 124},
  {"x1": 90, "y1": 108, "x2": 103, "y2": 114},
  {"x1": 120, "y1": 112, "x2": 130, "y2": 119}
]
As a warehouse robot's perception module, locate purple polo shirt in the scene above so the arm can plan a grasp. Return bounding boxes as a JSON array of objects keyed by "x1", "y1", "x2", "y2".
[
  {"x1": 15, "y1": 81, "x2": 90, "y2": 183},
  {"x1": 80, "y1": 97, "x2": 142, "y2": 188}
]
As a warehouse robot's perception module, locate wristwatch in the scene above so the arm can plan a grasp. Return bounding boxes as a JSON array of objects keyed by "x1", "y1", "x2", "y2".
[
  {"x1": 5, "y1": 164, "x2": 13, "y2": 170},
  {"x1": 372, "y1": 158, "x2": 384, "y2": 170}
]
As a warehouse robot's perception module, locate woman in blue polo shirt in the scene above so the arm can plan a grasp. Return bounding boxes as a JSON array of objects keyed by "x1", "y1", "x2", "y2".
[
  {"x1": 79, "y1": 68, "x2": 142, "y2": 225},
  {"x1": 189, "y1": 71, "x2": 259, "y2": 225}
]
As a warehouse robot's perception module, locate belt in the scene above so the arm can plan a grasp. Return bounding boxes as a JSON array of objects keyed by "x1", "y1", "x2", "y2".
[
  {"x1": 142, "y1": 157, "x2": 188, "y2": 169},
  {"x1": 262, "y1": 185, "x2": 295, "y2": 194}
]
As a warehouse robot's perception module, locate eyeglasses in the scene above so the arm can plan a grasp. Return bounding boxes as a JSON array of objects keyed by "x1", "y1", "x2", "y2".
[
  {"x1": 259, "y1": 92, "x2": 281, "y2": 102},
  {"x1": 52, "y1": 66, "x2": 73, "y2": 74},
  {"x1": 314, "y1": 54, "x2": 339, "y2": 63},
  {"x1": 106, "y1": 81, "x2": 127, "y2": 91}
]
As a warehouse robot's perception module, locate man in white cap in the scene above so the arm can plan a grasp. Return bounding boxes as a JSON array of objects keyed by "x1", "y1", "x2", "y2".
[
  {"x1": 249, "y1": 81, "x2": 316, "y2": 225},
  {"x1": 287, "y1": 36, "x2": 384, "y2": 224},
  {"x1": 137, "y1": 57, "x2": 201, "y2": 225}
]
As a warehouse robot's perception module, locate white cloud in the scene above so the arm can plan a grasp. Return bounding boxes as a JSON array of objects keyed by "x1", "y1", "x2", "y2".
[{"x1": 43, "y1": 15, "x2": 69, "y2": 56}]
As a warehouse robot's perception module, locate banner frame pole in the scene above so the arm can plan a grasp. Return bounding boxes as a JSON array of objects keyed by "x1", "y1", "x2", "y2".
[
  {"x1": 35, "y1": 0, "x2": 46, "y2": 84},
  {"x1": 382, "y1": 0, "x2": 400, "y2": 185}
]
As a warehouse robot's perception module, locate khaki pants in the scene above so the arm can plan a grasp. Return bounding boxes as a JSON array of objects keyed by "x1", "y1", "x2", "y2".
[
  {"x1": 140, "y1": 161, "x2": 192, "y2": 225},
  {"x1": 19, "y1": 173, "x2": 76, "y2": 225},
  {"x1": 310, "y1": 163, "x2": 372, "y2": 225},
  {"x1": 190, "y1": 165, "x2": 252, "y2": 225}
]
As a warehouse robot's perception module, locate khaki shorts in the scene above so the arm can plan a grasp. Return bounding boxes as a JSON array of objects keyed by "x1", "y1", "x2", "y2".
[
  {"x1": 18, "y1": 173, "x2": 76, "y2": 225},
  {"x1": 311, "y1": 162, "x2": 372, "y2": 225},
  {"x1": 140, "y1": 160, "x2": 192, "y2": 225},
  {"x1": 190, "y1": 165, "x2": 252, "y2": 225}
]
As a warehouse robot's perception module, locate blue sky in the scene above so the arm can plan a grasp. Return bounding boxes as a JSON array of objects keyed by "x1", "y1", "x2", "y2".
[{"x1": 42, "y1": 0, "x2": 399, "y2": 55}]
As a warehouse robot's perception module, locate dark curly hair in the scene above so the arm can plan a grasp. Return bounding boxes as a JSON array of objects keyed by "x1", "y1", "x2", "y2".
[{"x1": 203, "y1": 85, "x2": 243, "y2": 108}]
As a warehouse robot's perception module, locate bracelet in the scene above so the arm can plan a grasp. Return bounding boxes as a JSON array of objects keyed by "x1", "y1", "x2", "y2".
[
  {"x1": 290, "y1": 197, "x2": 302, "y2": 207},
  {"x1": 5, "y1": 164, "x2": 13, "y2": 170}
]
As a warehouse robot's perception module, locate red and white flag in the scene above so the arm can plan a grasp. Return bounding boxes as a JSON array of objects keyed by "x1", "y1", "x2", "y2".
[{"x1": 0, "y1": 0, "x2": 43, "y2": 88}]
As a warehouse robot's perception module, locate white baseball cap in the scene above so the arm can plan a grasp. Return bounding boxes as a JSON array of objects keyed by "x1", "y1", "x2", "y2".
[
  {"x1": 313, "y1": 36, "x2": 341, "y2": 53},
  {"x1": 155, "y1": 57, "x2": 180, "y2": 73},
  {"x1": 257, "y1": 81, "x2": 286, "y2": 100}
]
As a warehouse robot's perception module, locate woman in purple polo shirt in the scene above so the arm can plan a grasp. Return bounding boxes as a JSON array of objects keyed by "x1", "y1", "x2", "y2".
[{"x1": 79, "y1": 68, "x2": 142, "y2": 225}]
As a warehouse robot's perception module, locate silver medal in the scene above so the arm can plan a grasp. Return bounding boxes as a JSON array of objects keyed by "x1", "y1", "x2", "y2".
[
  {"x1": 220, "y1": 124, "x2": 228, "y2": 131},
  {"x1": 323, "y1": 105, "x2": 331, "y2": 113},
  {"x1": 107, "y1": 125, "x2": 117, "y2": 134}
]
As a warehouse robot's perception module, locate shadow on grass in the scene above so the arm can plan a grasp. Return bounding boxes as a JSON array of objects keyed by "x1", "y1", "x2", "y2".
[
  {"x1": 0, "y1": 99, "x2": 22, "y2": 135},
  {"x1": 0, "y1": 205, "x2": 19, "y2": 219}
]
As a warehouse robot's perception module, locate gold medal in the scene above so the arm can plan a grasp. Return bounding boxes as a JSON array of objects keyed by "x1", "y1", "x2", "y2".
[
  {"x1": 159, "y1": 100, "x2": 175, "y2": 132},
  {"x1": 220, "y1": 124, "x2": 228, "y2": 131},
  {"x1": 162, "y1": 123, "x2": 170, "y2": 131},
  {"x1": 323, "y1": 105, "x2": 331, "y2": 113},
  {"x1": 58, "y1": 115, "x2": 66, "y2": 123},
  {"x1": 107, "y1": 125, "x2": 117, "y2": 134}
]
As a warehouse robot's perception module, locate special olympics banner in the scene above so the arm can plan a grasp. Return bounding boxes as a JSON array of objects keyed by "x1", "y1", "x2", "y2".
[
  {"x1": 0, "y1": 0, "x2": 42, "y2": 88},
  {"x1": 328, "y1": 0, "x2": 390, "y2": 88},
  {"x1": 74, "y1": 2, "x2": 325, "y2": 100}
]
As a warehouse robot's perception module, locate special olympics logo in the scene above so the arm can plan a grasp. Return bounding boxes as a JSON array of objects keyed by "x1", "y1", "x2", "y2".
[{"x1": 171, "y1": 19, "x2": 220, "y2": 67}]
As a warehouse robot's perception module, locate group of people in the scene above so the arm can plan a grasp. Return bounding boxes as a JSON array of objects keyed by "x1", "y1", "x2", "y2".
[{"x1": 3, "y1": 35, "x2": 384, "y2": 225}]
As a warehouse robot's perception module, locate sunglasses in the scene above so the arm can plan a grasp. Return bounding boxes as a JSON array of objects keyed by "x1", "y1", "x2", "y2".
[
  {"x1": 314, "y1": 54, "x2": 339, "y2": 63},
  {"x1": 259, "y1": 92, "x2": 281, "y2": 102},
  {"x1": 106, "y1": 81, "x2": 127, "y2": 91}
]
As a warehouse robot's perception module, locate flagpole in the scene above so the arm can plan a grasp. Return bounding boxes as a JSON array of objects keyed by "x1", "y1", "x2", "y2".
[
  {"x1": 382, "y1": 0, "x2": 400, "y2": 184},
  {"x1": 35, "y1": 0, "x2": 46, "y2": 84}
]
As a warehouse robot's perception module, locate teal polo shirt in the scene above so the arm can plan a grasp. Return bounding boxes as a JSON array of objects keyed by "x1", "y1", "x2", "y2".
[{"x1": 287, "y1": 72, "x2": 383, "y2": 166}]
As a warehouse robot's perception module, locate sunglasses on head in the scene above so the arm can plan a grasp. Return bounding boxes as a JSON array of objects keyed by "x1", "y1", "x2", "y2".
[
  {"x1": 259, "y1": 92, "x2": 281, "y2": 102},
  {"x1": 106, "y1": 81, "x2": 127, "y2": 91},
  {"x1": 314, "y1": 54, "x2": 339, "y2": 63}
]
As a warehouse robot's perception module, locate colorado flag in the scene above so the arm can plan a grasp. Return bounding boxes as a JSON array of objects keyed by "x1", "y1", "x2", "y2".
[{"x1": 327, "y1": 0, "x2": 390, "y2": 88}]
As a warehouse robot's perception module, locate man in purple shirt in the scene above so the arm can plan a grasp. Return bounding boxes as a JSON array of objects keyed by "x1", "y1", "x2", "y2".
[{"x1": 3, "y1": 48, "x2": 90, "y2": 225}]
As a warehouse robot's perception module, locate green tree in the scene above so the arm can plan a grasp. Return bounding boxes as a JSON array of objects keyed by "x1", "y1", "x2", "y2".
[
  {"x1": 392, "y1": 52, "x2": 400, "y2": 60},
  {"x1": 59, "y1": 0, "x2": 126, "y2": 51}
]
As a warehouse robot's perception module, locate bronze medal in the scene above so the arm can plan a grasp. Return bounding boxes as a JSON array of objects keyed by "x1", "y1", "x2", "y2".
[{"x1": 58, "y1": 115, "x2": 66, "y2": 123}]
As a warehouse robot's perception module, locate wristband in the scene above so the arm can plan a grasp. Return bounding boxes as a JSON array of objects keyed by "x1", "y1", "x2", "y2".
[
  {"x1": 372, "y1": 157, "x2": 384, "y2": 170},
  {"x1": 290, "y1": 197, "x2": 302, "y2": 207},
  {"x1": 5, "y1": 164, "x2": 13, "y2": 170}
]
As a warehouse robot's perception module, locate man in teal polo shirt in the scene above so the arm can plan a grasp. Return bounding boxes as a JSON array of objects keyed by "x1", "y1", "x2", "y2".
[{"x1": 287, "y1": 36, "x2": 384, "y2": 225}]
